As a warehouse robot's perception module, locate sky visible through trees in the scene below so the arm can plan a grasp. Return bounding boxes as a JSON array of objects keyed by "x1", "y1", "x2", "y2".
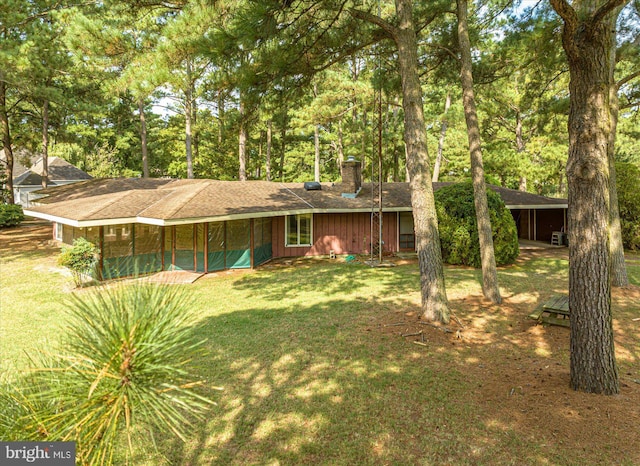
[{"x1": 0, "y1": 0, "x2": 637, "y2": 193}]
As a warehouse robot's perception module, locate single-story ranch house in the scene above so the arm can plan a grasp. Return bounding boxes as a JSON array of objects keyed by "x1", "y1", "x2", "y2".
[{"x1": 24, "y1": 158, "x2": 567, "y2": 279}]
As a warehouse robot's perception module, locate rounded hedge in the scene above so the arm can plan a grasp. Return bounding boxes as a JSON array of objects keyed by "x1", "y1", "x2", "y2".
[
  {"x1": 435, "y1": 182, "x2": 519, "y2": 267},
  {"x1": 0, "y1": 204, "x2": 24, "y2": 228}
]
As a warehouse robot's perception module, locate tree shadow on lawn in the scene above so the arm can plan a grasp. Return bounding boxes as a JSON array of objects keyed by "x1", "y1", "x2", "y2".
[
  {"x1": 155, "y1": 299, "x2": 481, "y2": 465},
  {"x1": 0, "y1": 224, "x2": 57, "y2": 262},
  {"x1": 150, "y1": 288, "x2": 639, "y2": 465}
]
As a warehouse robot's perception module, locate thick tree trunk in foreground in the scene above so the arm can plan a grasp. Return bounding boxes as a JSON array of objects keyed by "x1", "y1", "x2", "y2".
[
  {"x1": 551, "y1": 0, "x2": 624, "y2": 394},
  {"x1": 395, "y1": 0, "x2": 449, "y2": 323},
  {"x1": 457, "y1": 0, "x2": 501, "y2": 304},
  {"x1": 0, "y1": 79, "x2": 15, "y2": 204}
]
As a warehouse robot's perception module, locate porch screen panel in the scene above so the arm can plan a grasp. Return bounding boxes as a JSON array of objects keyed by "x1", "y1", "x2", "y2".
[
  {"x1": 164, "y1": 227, "x2": 173, "y2": 270},
  {"x1": 254, "y1": 218, "x2": 272, "y2": 266},
  {"x1": 226, "y1": 219, "x2": 250, "y2": 269},
  {"x1": 174, "y1": 224, "x2": 194, "y2": 271},
  {"x1": 196, "y1": 224, "x2": 205, "y2": 273},
  {"x1": 207, "y1": 222, "x2": 225, "y2": 271},
  {"x1": 62, "y1": 224, "x2": 74, "y2": 244},
  {"x1": 72, "y1": 227, "x2": 85, "y2": 242},
  {"x1": 85, "y1": 227, "x2": 100, "y2": 245},
  {"x1": 102, "y1": 224, "x2": 134, "y2": 278},
  {"x1": 134, "y1": 225, "x2": 162, "y2": 274}
]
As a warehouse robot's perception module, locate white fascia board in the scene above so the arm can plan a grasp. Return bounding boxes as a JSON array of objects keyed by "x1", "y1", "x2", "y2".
[
  {"x1": 22, "y1": 210, "x2": 138, "y2": 228},
  {"x1": 505, "y1": 204, "x2": 568, "y2": 210}
]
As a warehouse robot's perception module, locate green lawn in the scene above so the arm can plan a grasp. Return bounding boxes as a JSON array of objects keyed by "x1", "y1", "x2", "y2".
[{"x1": 2, "y1": 224, "x2": 640, "y2": 465}]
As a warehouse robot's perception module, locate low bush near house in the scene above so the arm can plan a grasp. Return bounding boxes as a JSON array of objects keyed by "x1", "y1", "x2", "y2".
[
  {"x1": 57, "y1": 237, "x2": 100, "y2": 287},
  {"x1": 435, "y1": 182, "x2": 519, "y2": 267},
  {"x1": 0, "y1": 204, "x2": 24, "y2": 228}
]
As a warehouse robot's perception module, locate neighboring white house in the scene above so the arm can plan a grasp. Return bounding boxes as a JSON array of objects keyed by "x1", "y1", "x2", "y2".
[{"x1": 12, "y1": 157, "x2": 92, "y2": 207}]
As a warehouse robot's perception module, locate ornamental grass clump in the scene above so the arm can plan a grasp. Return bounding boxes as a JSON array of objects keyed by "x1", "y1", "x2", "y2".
[{"x1": 0, "y1": 282, "x2": 215, "y2": 465}]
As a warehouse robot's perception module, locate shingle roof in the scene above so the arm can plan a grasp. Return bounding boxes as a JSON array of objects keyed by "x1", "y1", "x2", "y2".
[
  {"x1": 29, "y1": 157, "x2": 92, "y2": 182},
  {"x1": 24, "y1": 178, "x2": 567, "y2": 227}
]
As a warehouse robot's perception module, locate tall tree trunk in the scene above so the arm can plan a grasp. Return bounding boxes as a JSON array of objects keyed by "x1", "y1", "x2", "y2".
[
  {"x1": 394, "y1": 0, "x2": 449, "y2": 323},
  {"x1": 217, "y1": 90, "x2": 225, "y2": 145},
  {"x1": 516, "y1": 111, "x2": 527, "y2": 191},
  {"x1": 185, "y1": 63, "x2": 194, "y2": 179},
  {"x1": 41, "y1": 99, "x2": 49, "y2": 189},
  {"x1": 280, "y1": 112, "x2": 287, "y2": 181},
  {"x1": 314, "y1": 124, "x2": 320, "y2": 182},
  {"x1": 266, "y1": 119, "x2": 272, "y2": 181},
  {"x1": 313, "y1": 83, "x2": 321, "y2": 182},
  {"x1": 432, "y1": 91, "x2": 451, "y2": 183},
  {"x1": 457, "y1": 0, "x2": 502, "y2": 304},
  {"x1": 192, "y1": 97, "x2": 199, "y2": 162},
  {"x1": 138, "y1": 99, "x2": 149, "y2": 178},
  {"x1": 238, "y1": 94, "x2": 247, "y2": 181},
  {"x1": 337, "y1": 119, "x2": 344, "y2": 167},
  {"x1": 550, "y1": 0, "x2": 624, "y2": 395},
  {"x1": 0, "y1": 79, "x2": 15, "y2": 204},
  {"x1": 607, "y1": 13, "x2": 629, "y2": 287}
]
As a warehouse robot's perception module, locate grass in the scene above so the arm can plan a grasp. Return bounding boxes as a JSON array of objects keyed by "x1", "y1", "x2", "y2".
[{"x1": 2, "y1": 225, "x2": 640, "y2": 465}]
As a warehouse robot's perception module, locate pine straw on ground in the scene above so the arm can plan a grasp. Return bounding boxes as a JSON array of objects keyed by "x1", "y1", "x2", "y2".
[{"x1": 372, "y1": 264, "x2": 640, "y2": 465}]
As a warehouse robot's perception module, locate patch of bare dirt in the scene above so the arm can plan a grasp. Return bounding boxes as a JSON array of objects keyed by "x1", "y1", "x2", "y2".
[{"x1": 372, "y1": 282, "x2": 640, "y2": 464}]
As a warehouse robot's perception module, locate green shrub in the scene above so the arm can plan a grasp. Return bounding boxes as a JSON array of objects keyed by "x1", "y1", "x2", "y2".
[
  {"x1": 435, "y1": 182, "x2": 519, "y2": 267},
  {"x1": 0, "y1": 204, "x2": 24, "y2": 228},
  {"x1": 58, "y1": 237, "x2": 100, "y2": 287},
  {"x1": 616, "y1": 162, "x2": 640, "y2": 250},
  {"x1": 0, "y1": 282, "x2": 214, "y2": 465}
]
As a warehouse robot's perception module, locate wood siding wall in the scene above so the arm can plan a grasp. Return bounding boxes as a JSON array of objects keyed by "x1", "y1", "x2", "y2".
[{"x1": 272, "y1": 212, "x2": 399, "y2": 258}]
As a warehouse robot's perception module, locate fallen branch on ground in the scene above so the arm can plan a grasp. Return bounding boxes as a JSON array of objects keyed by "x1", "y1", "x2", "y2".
[{"x1": 416, "y1": 321, "x2": 454, "y2": 333}]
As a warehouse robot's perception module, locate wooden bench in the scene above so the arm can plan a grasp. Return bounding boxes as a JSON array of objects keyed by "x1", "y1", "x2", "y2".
[{"x1": 528, "y1": 294, "x2": 570, "y2": 327}]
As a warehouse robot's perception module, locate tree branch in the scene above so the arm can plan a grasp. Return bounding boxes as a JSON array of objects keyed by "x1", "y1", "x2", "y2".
[
  {"x1": 617, "y1": 69, "x2": 640, "y2": 89},
  {"x1": 592, "y1": 0, "x2": 631, "y2": 25},
  {"x1": 348, "y1": 8, "x2": 396, "y2": 41},
  {"x1": 549, "y1": 0, "x2": 579, "y2": 60}
]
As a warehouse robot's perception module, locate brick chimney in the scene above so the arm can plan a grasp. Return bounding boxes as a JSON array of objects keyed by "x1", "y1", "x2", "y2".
[{"x1": 340, "y1": 156, "x2": 362, "y2": 194}]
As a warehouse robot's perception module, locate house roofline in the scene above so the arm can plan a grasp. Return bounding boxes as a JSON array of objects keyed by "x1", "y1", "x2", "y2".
[
  {"x1": 23, "y1": 210, "x2": 138, "y2": 228},
  {"x1": 26, "y1": 207, "x2": 416, "y2": 228},
  {"x1": 505, "y1": 204, "x2": 568, "y2": 209}
]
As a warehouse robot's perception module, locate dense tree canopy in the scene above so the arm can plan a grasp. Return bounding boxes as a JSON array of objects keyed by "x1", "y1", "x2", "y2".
[{"x1": 1, "y1": 1, "x2": 636, "y2": 188}]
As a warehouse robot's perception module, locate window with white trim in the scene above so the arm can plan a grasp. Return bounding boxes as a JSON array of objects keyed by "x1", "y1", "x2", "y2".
[
  {"x1": 285, "y1": 214, "x2": 312, "y2": 247},
  {"x1": 54, "y1": 223, "x2": 63, "y2": 241}
]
